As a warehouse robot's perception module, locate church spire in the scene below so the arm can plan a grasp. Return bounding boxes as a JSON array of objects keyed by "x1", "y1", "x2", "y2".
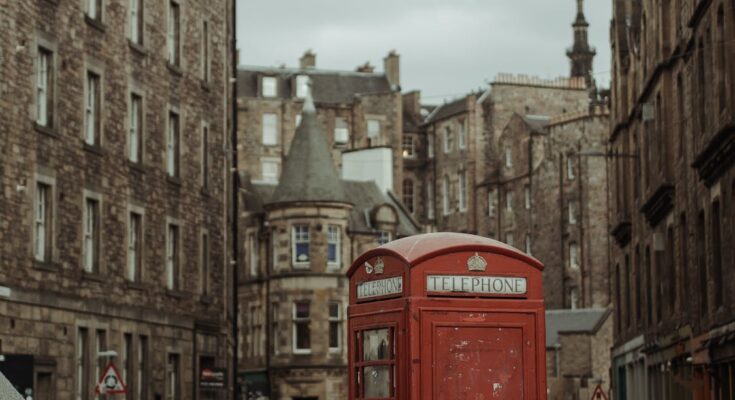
[{"x1": 567, "y1": 0, "x2": 596, "y2": 86}]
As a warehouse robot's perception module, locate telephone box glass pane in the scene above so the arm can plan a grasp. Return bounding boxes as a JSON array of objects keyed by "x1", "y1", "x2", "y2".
[
  {"x1": 363, "y1": 366, "x2": 391, "y2": 398},
  {"x1": 363, "y1": 328, "x2": 390, "y2": 361}
]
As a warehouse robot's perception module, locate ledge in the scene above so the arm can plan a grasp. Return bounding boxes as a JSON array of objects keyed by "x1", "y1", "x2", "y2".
[
  {"x1": 610, "y1": 221, "x2": 632, "y2": 248},
  {"x1": 167, "y1": 62, "x2": 183, "y2": 77},
  {"x1": 128, "y1": 40, "x2": 147, "y2": 56},
  {"x1": 83, "y1": 142, "x2": 105, "y2": 156},
  {"x1": 127, "y1": 160, "x2": 146, "y2": 174},
  {"x1": 84, "y1": 15, "x2": 106, "y2": 33},
  {"x1": 125, "y1": 281, "x2": 145, "y2": 291},
  {"x1": 82, "y1": 272, "x2": 105, "y2": 282},
  {"x1": 166, "y1": 175, "x2": 182, "y2": 187},
  {"x1": 640, "y1": 184, "x2": 675, "y2": 227},
  {"x1": 34, "y1": 122, "x2": 59, "y2": 138},
  {"x1": 33, "y1": 260, "x2": 60, "y2": 272},
  {"x1": 691, "y1": 123, "x2": 735, "y2": 187},
  {"x1": 165, "y1": 289, "x2": 188, "y2": 299}
]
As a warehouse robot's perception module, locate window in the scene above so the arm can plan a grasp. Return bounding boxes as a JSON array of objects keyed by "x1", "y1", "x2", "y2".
[
  {"x1": 201, "y1": 124, "x2": 209, "y2": 188},
  {"x1": 248, "y1": 232, "x2": 258, "y2": 277},
  {"x1": 137, "y1": 336, "x2": 148, "y2": 400},
  {"x1": 625, "y1": 255, "x2": 631, "y2": 328},
  {"x1": 443, "y1": 126, "x2": 453, "y2": 153},
  {"x1": 129, "y1": 93, "x2": 142, "y2": 163},
  {"x1": 271, "y1": 303, "x2": 280, "y2": 355},
  {"x1": 36, "y1": 48, "x2": 53, "y2": 128},
  {"x1": 292, "y1": 225, "x2": 310, "y2": 265},
  {"x1": 458, "y1": 172, "x2": 467, "y2": 212},
  {"x1": 567, "y1": 157, "x2": 575, "y2": 180},
  {"x1": 83, "y1": 197, "x2": 100, "y2": 273},
  {"x1": 95, "y1": 329, "x2": 106, "y2": 394},
  {"x1": 488, "y1": 189, "x2": 497, "y2": 217},
  {"x1": 677, "y1": 74, "x2": 685, "y2": 157},
  {"x1": 166, "y1": 353, "x2": 180, "y2": 400},
  {"x1": 201, "y1": 20, "x2": 210, "y2": 82},
  {"x1": 524, "y1": 185, "x2": 531, "y2": 210},
  {"x1": 402, "y1": 179, "x2": 415, "y2": 213},
  {"x1": 167, "y1": 1, "x2": 180, "y2": 66},
  {"x1": 76, "y1": 328, "x2": 89, "y2": 400},
  {"x1": 428, "y1": 133, "x2": 435, "y2": 158},
  {"x1": 335, "y1": 117, "x2": 349, "y2": 144},
  {"x1": 427, "y1": 183, "x2": 435, "y2": 219},
  {"x1": 85, "y1": 71, "x2": 101, "y2": 146},
  {"x1": 271, "y1": 231, "x2": 279, "y2": 271},
  {"x1": 127, "y1": 212, "x2": 142, "y2": 282},
  {"x1": 504, "y1": 147, "x2": 512, "y2": 168},
  {"x1": 569, "y1": 288, "x2": 579, "y2": 309},
  {"x1": 293, "y1": 301, "x2": 311, "y2": 353},
  {"x1": 377, "y1": 231, "x2": 392, "y2": 245},
  {"x1": 505, "y1": 190, "x2": 513, "y2": 212},
  {"x1": 679, "y1": 214, "x2": 688, "y2": 311},
  {"x1": 569, "y1": 242, "x2": 579, "y2": 269},
  {"x1": 295, "y1": 114, "x2": 302, "y2": 128},
  {"x1": 568, "y1": 201, "x2": 577, "y2": 224},
  {"x1": 442, "y1": 175, "x2": 450, "y2": 215},
  {"x1": 525, "y1": 234, "x2": 532, "y2": 255},
  {"x1": 249, "y1": 304, "x2": 262, "y2": 357},
  {"x1": 34, "y1": 182, "x2": 52, "y2": 262},
  {"x1": 166, "y1": 223, "x2": 179, "y2": 290},
  {"x1": 296, "y1": 75, "x2": 309, "y2": 98},
  {"x1": 262, "y1": 76, "x2": 277, "y2": 97},
  {"x1": 505, "y1": 232, "x2": 514, "y2": 247},
  {"x1": 458, "y1": 120, "x2": 466, "y2": 149},
  {"x1": 712, "y1": 200, "x2": 723, "y2": 307},
  {"x1": 328, "y1": 302, "x2": 342, "y2": 352},
  {"x1": 402, "y1": 135, "x2": 415, "y2": 158},
  {"x1": 129, "y1": 0, "x2": 143, "y2": 45},
  {"x1": 697, "y1": 210, "x2": 707, "y2": 315},
  {"x1": 717, "y1": 6, "x2": 726, "y2": 111},
  {"x1": 367, "y1": 119, "x2": 381, "y2": 146},
  {"x1": 200, "y1": 232, "x2": 209, "y2": 295},
  {"x1": 646, "y1": 246, "x2": 653, "y2": 325},
  {"x1": 123, "y1": 334, "x2": 133, "y2": 397},
  {"x1": 327, "y1": 225, "x2": 341, "y2": 267},
  {"x1": 167, "y1": 112, "x2": 179, "y2": 177},
  {"x1": 261, "y1": 159, "x2": 279, "y2": 184},
  {"x1": 86, "y1": 0, "x2": 102, "y2": 21},
  {"x1": 262, "y1": 113, "x2": 278, "y2": 146}
]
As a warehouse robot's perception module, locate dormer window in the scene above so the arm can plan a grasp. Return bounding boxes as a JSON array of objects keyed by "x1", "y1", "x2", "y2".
[
  {"x1": 295, "y1": 75, "x2": 309, "y2": 98},
  {"x1": 262, "y1": 76, "x2": 277, "y2": 98}
]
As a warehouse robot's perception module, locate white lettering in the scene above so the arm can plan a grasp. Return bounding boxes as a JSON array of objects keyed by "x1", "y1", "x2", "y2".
[
  {"x1": 426, "y1": 275, "x2": 527, "y2": 295},
  {"x1": 357, "y1": 276, "x2": 403, "y2": 299}
]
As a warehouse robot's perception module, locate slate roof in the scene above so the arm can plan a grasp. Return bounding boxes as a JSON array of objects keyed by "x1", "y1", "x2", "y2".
[
  {"x1": 522, "y1": 115, "x2": 551, "y2": 134},
  {"x1": 244, "y1": 180, "x2": 419, "y2": 237},
  {"x1": 269, "y1": 91, "x2": 348, "y2": 205},
  {"x1": 424, "y1": 96, "x2": 469, "y2": 124},
  {"x1": 545, "y1": 308, "x2": 610, "y2": 348},
  {"x1": 237, "y1": 66, "x2": 393, "y2": 105}
]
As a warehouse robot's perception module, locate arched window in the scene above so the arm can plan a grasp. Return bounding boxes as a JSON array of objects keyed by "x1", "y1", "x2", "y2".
[{"x1": 402, "y1": 179, "x2": 415, "y2": 213}]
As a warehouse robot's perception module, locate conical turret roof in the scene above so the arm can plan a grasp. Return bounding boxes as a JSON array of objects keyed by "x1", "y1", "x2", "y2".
[{"x1": 269, "y1": 88, "x2": 349, "y2": 205}]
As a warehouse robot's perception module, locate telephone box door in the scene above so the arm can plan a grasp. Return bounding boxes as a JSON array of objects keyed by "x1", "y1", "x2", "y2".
[{"x1": 421, "y1": 310, "x2": 539, "y2": 400}]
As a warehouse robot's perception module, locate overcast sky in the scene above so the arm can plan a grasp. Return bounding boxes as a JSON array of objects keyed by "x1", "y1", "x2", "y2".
[{"x1": 236, "y1": 0, "x2": 612, "y2": 104}]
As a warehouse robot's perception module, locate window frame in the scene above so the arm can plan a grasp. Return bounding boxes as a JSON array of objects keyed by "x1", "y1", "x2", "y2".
[
  {"x1": 36, "y1": 47, "x2": 54, "y2": 128},
  {"x1": 201, "y1": 122, "x2": 209, "y2": 188},
  {"x1": 458, "y1": 120, "x2": 466, "y2": 149},
  {"x1": 261, "y1": 158, "x2": 279, "y2": 184},
  {"x1": 443, "y1": 126, "x2": 452, "y2": 153},
  {"x1": 402, "y1": 134, "x2": 416, "y2": 158},
  {"x1": 367, "y1": 119, "x2": 381, "y2": 146},
  {"x1": 402, "y1": 179, "x2": 415, "y2": 214},
  {"x1": 292, "y1": 301, "x2": 312, "y2": 354},
  {"x1": 248, "y1": 231, "x2": 258, "y2": 278},
  {"x1": 261, "y1": 76, "x2": 277, "y2": 97},
  {"x1": 165, "y1": 222, "x2": 180, "y2": 290},
  {"x1": 127, "y1": 209, "x2": 143, "y2": 282},
  {"x1": 84, "y1": 70, "x2": 102, "y2": 146},
  {"x1": 505, "y1": 190, "x2": 514, "y2": 212},
  {"x1": 442, "y1": 175, "x2": 450, "y2": 215},
  {"x1": 427, "y1": 182, "x2": 435, "y2": 220},
  {"x1": 167, "y1": 1, "x2": 181, "y2": 67},
  {"x1": 166, "y1": 353, "x2": 180, "y2": 400},
  {"x1": 334, "y1": 117, "x2": 349, "y2": 144},
  {"x1": 295, "y1": 74, "x2": 309, "y2": 98},
  {"x1": 328, "y1": 301, "x2": 342, "y2": 352},
  {"x1": 82, "y1": 194, "x2": 101, "y2": 274},
  {"x1": 34, "y1": 179, "x2": 54, "y2": 263},
  {"x1": 292, "y1": 224, "x2": 310, "y2": 267},
  {"x1": 201, "y1": 19, "x2": 210, "y2": 82},
  {"x1": 524, "y1": 185, "x2": 531, "y2": 210},
  {"x1": 86, "y1": 0, "x2": 103, "y2": 22},
  {"x1": 262, "y1": 113, "x2": 278, "y2": 146},
  {"x1": 377, "y1": 231, "x2": 392, "y2": 246},
  {"x1": 504, "y1": 146, "x2": 512, "y2": 168},
  {"x1": 129, "y1": 0, "x2": 143, "y2": 45},
  {"x1": 569, "y1": 242, "x2": 579, "y2": 269},
  {"x1": 327, "y1": 225, "x2": 341, "y2": 268},
  {"x1": 458, "y1": 171, "x2": 467, "y2": 212},
  {"x1": 567, "y1": 156, "x2": 576, "y2": 180},
  {"x1": 166, "y1": 110, "x2": 180, "y2": 178},
  {"x1": 129, "y1": 92, "x2": 143, "y2": 164}
]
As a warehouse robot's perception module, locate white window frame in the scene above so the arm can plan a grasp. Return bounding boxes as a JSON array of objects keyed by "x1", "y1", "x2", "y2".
[
  {"x1": 34, "y1": 180, "x2": 54, "y2": 262},
  {"x1": 328, "y1": 301, "x2": 342, "y2": 353},
  {"x1": 367, "y1": 119, "x2": 381, "y2": 145},
  {"x1": 129, "y1": 0, "x2": 143, "y2": 45},
  {"x1": 442, "y1": 175, "x2": 450, "y2": 215},
  {"x1": 334, "y1": 117, "x2": 349, "y2": 144},
  {"x1": 327, "y1": 225, "x2": 341, "y2": 269},
  {"x1": 129, "y1": 93, "x2": 142, "y2": 163},
  {"x1": 458, "y1": 172, "x2": 467, "y2": 212},
  {"x1": 292, "y1": 301, "x2": 311, "y2": 354},
  {"x1": 127, "y1": 210, "x2": 143, "y2": 282},
  {"x1": 262, "y1": 76, "x2": 277, "y2": 97},
  {"x1": 402, "y1": 135, "x2": 416, "y2": 158},
  {"x1": 377, "y1": 231, "x2": 392, "y2": 245},
  {"x1": 428, "y1": 133, "x2": 435, "y2": 158},
  {"x1": 524, "y1": 186, "x2": 531, "y2": 210},
  {"x1": 166, "y1": 111, "x2": 179, "y2": 177},
  {"x1": 292, "y1": 224, "x2": 310, "y2": 267},
  {"x1": 261, "y1": 158, "x2": 279, "y2": 184},
  {"x1": 86, "y1": 0, "x2": 102, "y2": 21},
  {"x1": 36, "y1": 48, "x2": 51, "y2": 127},
  {"x1": 167, "y1": 1, "x2": 180, "y2": 66},
  {"x1": 458, "y1": 120, "x2": 466, "y2": 149},
  {"x1": 427, "y1": 183, "x2": 435, "y2": 220},
  {"x1": 84, "y1": 71, "x2": 100, "y2": 146},
  {"x1": 262, "y1": 113, "x2": 278, "y2": 146},
  {"x1": 295, "y1": 75, "x2": 309, "y2": 98},
  {"x1": 165, "y1": 222, "x2": 180, "y2": 290}
]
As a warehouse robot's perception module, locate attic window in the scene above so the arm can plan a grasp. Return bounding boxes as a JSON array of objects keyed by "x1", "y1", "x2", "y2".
[
  {"x1": 262, "y1": 76, "x2": 277, "y2": 97},
  {"x1": 295, "y1": 75, "x2": 309, "y2": 98},
  {"x1": 377, "y1": 231, "x2": 392, "y2": 245}
]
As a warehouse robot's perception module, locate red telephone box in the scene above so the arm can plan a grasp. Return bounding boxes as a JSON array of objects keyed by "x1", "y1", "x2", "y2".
[{"x1": 347, "y1": 232, "x2": 547, "y2": 400}]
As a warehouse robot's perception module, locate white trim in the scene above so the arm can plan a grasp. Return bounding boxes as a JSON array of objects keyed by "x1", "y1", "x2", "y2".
[{"x1": 292, "y1": 301, "x2": 312, "y2": 354}]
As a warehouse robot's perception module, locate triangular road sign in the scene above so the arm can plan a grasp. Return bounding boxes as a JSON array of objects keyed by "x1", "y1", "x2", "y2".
[
  {"x1": 95, "y1": 362, "x2": 127, "y2": 395},
  {"x1": 590, "y1": 384, "x2": 608, "y2": 400}
]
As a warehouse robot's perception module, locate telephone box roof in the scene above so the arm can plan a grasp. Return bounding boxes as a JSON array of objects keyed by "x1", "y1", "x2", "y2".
[{"x1": 347, "y1": 232, "x2": 544, "y2": 276}]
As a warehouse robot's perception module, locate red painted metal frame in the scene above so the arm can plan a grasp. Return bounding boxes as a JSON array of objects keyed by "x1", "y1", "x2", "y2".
[{"x1": 347, "y1": 233, "x2": 547, "y2": 400}]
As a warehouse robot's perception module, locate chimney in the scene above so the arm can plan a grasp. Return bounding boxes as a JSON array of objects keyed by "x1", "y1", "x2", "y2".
[
  {"x1": 383, "y1": 50, "x2": 400, "y2": 89},
  {"x1": 402, "y1": 91, "x2": 421, "y2": 117},
  {"x1": 300, "y1": 50, "x2": 316, "y2": 69},
  {"x1": 355, "y1": 62, "x2": 375, "y2": 73}
]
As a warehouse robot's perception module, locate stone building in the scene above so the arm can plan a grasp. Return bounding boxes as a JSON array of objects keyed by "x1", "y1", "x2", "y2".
[
  {"x1": 608, "y1": 0, "x2": 735, "y2": 398},
  {"x1": 235, "y1": 50, "x2": 404, "y2": 197},
  {"x1": 237, "y1": 91, "x2": 418, "y2": 399},
  {"x1": 0, "y1": 0, "x2": 234, "y2": 398}
]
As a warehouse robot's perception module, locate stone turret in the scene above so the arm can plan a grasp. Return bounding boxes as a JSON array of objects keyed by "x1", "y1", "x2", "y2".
[{"x1": 566, "y1": 0, "x2": 596, "y2": 86}]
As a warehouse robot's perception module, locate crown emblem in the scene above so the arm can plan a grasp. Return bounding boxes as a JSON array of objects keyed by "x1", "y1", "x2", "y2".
[
  {"x1": 374, "y1": 258, "x2": 385, "y2": 274},
  {"x1": 467, "y1": 253, "x2": 487, "y2": 272}
]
